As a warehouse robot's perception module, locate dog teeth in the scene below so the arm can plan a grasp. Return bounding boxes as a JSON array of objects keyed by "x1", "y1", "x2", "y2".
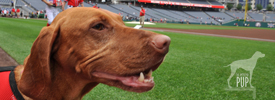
[
  {"x1": 138, "y1": 72, "x2": 144, "y2": 82},
  {"x1": 138, "y1": 70, "x2": 154, "y2": 83},
  {"x1": 144, "y1": 77, "x2": 154, "y2": 83},
  {"x1": 144, "y1": 79, "x2": 149, "y2": 83},
  {"x1": 146, "y1": 69, "x2": 153, "y2": 78}
]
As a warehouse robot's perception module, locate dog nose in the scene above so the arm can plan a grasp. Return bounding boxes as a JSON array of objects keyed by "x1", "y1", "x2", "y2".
[{"x1": 152, "y1": 35, "x2": 171, "y2": 54}]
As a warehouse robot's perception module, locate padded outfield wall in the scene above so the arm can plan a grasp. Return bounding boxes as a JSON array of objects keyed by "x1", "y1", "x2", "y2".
[{"x1": 223, "y1": 19, "x2": 275, "y2": 28}]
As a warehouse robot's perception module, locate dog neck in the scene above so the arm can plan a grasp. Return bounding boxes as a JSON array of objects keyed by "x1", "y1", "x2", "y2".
[
  {"x1": 15, "y1": 65, "x2": 99, "y2": 100},
  {"x1": 250, "y1": 54, "x2": 261, "y2": 60},
  {"x1": 46, "y1": 65, "x2": 99, "y2": 99}
]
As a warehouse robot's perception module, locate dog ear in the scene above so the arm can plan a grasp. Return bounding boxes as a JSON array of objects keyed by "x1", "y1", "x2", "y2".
[{"x1": 18, "y1": 23, "x2": 61, "y2": 98}]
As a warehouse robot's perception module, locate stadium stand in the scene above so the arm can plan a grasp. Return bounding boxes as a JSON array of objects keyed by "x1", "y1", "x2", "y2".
[
  {"x1": 82, "y1": 2, "x2": 93, "y2": 7},
  {"x1": 205, "y1": 12, "x2": 234, "y2": 23},
  {"x1": 225, "y1": 12, "x2": 246, "y2": 19},
  {"x1": 130, "y1": 6, "x2": 161, "y2": 19},
  {"x1": 0, "y1": 7, "x2": 12, "y2": 12},
  {"x1": 58, "y1": 2, "x2": 93, "y2": 11},
  {"x1": 110, "y1": 4, "x2": 140, "y2": 17},
  {"x1": 208, "y1": 0, "x2": 222, "y2": 5},
  {"x1": 170, "y1": 10, "x2": 200, "y2": 23},
  {"x1": 150, "y1": 8, "x2": 187, "y2": 21},
  {"x1": 149, "y1": 8, "x2": 181, "y2": 20},
  {"x1": 23, "y1": 6, "x2": 36, "y2": 12},
  {"x1": 1, "y1": 0, "x2": 270, "y2": 25},
  {"x1": 16, "y1": 0, "x2": 25, "y2": 6},
  {"x1": 189, "y1": 0, "x2": 210, "y2": 5},
  {"x1": 169, "y1": 0, "x2": 190, "y2": 3},
  {"x1": 265, "y1": 14, "x2": 275, "y2": 22},
  {"x1": 131, "y1": 5, "x2": 202, "y2": 23},
  {"x1": 185, "y1": 11, "x2": 218, "y2": 24},
  {"x1": 0, "y1": 0, "x2": 11, "y2": 4},
  {"x1": 22, "y1": 0, "x2": 46, "y2": 11},
  {"x1": 0, "y1": 0, "x2": 24, "y2": 6},
  {"x1": 86, "y1": 3, "x2": 140, "y2": 20},
  {"x1": 130, "y1": 6, "x2": 163, "y2": 20},
  {"x1": 88, "y1": 3, "x2": 120, "y2": 14},
  {"x1": 22, "y1": 0, "x2": 93, "y2": 12},
  {"x1": 145, "y1": 8, "x2": 176, "y2": 21},
  {"x1": 248, "y1": 13, "x2": 264, "y2": 21}
]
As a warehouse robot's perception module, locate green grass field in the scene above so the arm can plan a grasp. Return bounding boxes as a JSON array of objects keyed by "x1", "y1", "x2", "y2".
[{"x1": 1, "y1": 17, "x2": 275, "y2": 99}]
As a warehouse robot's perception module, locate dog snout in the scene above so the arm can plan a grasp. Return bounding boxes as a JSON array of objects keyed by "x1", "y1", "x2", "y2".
[{"x1": 151, "y1": 35, "x2": 171, "y2": 54}]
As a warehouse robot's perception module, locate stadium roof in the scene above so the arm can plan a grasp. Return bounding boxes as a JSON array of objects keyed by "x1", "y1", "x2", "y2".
[{"x1": 137, "y1": 0, "x2": 225, "y2": 9}]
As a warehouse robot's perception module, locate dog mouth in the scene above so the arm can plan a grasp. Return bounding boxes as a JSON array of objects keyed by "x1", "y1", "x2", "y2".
[{"x1": 91, "y1": 61, "x2": 162, "y2": 93}]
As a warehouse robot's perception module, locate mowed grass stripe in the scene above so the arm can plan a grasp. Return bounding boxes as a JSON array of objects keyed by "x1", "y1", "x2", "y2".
[
  {"x1": 0, "y1": 18, "x2": 274, "y2": 99},
  {"x1": 0, "y1": 17, "x2": 46, "y2": 63},
  {"x1": 0, "y1": 30, "x2": 33, "y2": 64}
]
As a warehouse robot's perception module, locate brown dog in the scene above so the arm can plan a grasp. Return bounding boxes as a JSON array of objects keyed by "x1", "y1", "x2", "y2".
[{"x1": 13, "y1": 7, "x2": 170, "y2": 99}]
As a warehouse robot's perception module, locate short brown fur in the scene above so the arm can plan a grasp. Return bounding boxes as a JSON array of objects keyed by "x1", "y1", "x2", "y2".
[{"x1": 14, "y1": 7, "x2": 169, "y2": 100}]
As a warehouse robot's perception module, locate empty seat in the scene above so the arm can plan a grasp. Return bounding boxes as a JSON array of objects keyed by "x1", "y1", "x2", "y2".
[
  {"x1": 206, "y1": 12, "x2": 234, "y2": 22},
  {"x1": 265, "y1": 14, "x2": 275, "y2": 22},
  {"x1": 208, "y1": 0, "x2": 222, "y2": 5},
  {"x1": 185, "y1": 11, "x2": 217, "y2": 24},
  {"x1": 189, "y1": 0, "x2": 210, "y2": 4},
  {"x1": 248, "y1": 13, "x2": 264, "y2": 21}
]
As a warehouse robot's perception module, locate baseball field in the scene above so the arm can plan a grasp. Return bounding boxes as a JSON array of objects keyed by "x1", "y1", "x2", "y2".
[{"x1": 0, "y1": 17, "x2": 275, "y2": 99}]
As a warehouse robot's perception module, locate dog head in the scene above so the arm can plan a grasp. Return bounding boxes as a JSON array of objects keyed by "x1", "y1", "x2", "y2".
[
  {"x1": 19, "y1": 7, "x2": 170, "y2": 98},
  {"x1": 254, "y1": 51, "x2": 265, "y2": 58}
]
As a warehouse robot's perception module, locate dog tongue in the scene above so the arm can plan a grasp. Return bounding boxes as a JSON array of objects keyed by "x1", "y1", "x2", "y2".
[{"x1": 92, "y1": 72, "x2": 154, "y2": 87}]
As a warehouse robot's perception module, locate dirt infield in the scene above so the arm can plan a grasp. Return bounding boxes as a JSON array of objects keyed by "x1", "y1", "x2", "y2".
[
  {"x1": 0, "y1": 48, "x2": 18, "y2": 66},
  {"x1": 0, "y1": 28, "x2": 274, "y2": 66}
]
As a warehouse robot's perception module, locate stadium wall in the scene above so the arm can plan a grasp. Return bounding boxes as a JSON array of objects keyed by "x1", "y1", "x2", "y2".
[{"x1": 223, "y1": 19, "x2": 274, "y2": 28}]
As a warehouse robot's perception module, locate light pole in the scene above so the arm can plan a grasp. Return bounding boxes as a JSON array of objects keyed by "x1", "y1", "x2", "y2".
[{"x1": 244, "y1": 0, "x2": 248, "y2": 22}]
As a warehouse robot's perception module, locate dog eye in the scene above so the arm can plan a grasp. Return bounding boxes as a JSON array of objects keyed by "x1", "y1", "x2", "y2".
[{"x1": 92, "y1": 23, "x2": 105, "y2": 30}]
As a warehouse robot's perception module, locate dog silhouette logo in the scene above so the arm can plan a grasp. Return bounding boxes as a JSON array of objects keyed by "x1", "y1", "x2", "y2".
[{"x1": 224, "y1": 51, "x2": 265, "y2": 88}]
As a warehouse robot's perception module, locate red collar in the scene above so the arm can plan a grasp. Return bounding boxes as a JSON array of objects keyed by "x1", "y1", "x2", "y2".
[{"x1": 0, "y1": 66, "x2": 24, "y2": 100}]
